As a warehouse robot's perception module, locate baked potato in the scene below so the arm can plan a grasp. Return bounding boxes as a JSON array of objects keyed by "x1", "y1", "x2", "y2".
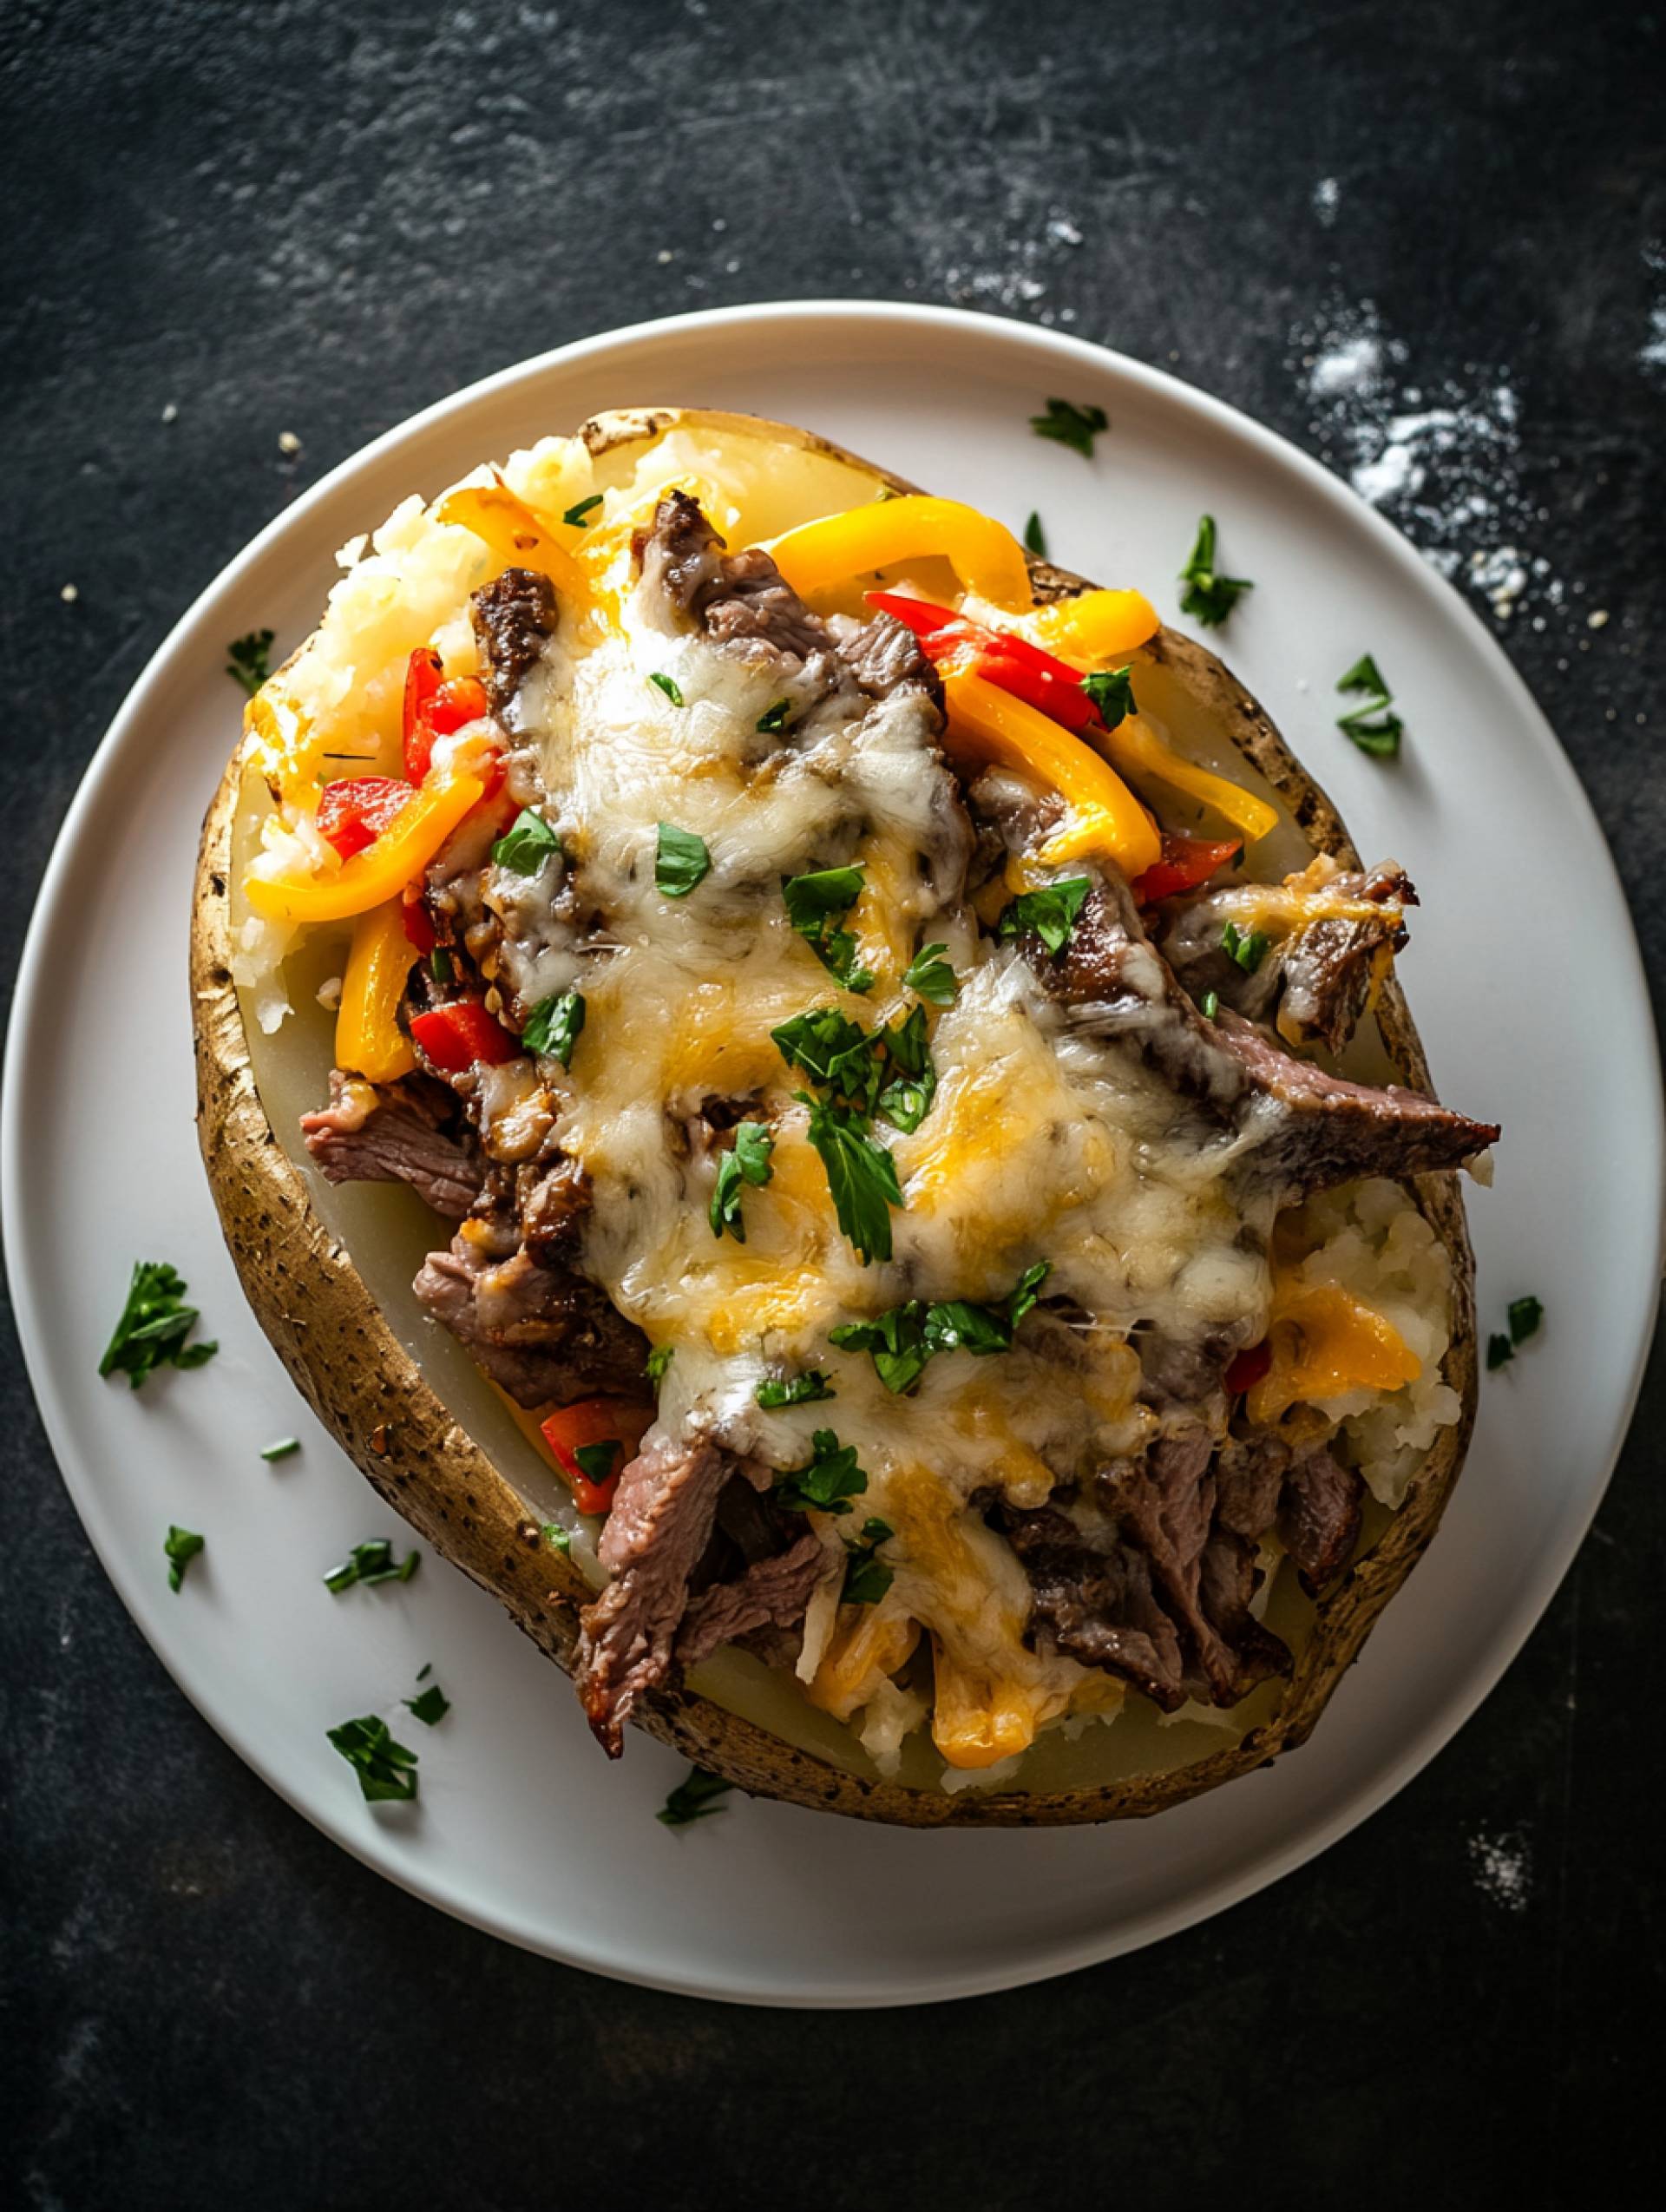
[{"x1": 191, "y1": 405, "x2": 1497, "y2": 1823}]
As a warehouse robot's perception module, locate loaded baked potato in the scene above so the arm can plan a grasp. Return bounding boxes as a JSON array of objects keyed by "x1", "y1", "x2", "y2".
[{"x1": 192, "y1": 406, "x2": 1497, "y2": 1823}]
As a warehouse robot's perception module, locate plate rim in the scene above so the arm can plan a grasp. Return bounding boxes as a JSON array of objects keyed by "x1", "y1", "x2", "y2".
[{"x1": 4, "y1": 298, "x2": 1661, "y2": 2007}]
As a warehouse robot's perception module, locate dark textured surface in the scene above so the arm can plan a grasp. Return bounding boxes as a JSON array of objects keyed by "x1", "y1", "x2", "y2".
[{"x1": 3, "y1": 0, "x2": 1662, "y2": 2204}]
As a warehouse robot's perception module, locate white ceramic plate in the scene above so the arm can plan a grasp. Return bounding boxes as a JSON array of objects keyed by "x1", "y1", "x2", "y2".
[{"x1": 5, "y1": 304, "x2": 1660, "y2": 2008}]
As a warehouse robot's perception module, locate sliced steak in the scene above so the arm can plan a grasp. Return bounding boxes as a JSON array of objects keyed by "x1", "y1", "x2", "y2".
[
  {"x1": 575, "y1": 1434, "x2": 734, "y2": 1755},
  {"x1": 471, "y1": 565, "x2": 560, "y2": 712},
  {"x1": 1278, "y1": 1445, "x2": 1364, "y2": 1592},
  {"x1": 675, "y1": 1530, "x2": 829, "y2": 1668},
  {"x1": 825, "y1": 608, "x2": 946, "y2": 710},
  {"x1": 411, "y1": 1218, "x2": 646, "y2": 1408},
  {"x1": 1105, "y1": 1429, "x2": 1244, "y2": 1702},
  {"x1": 299, "y1": 1069, "x2": 482, "y2": 1218},
  {"x1": 1214, "y1": 1431, "x2": 1293, "y2": 1539},
  {"x1": 1004, "y1": 1506, "x2": 1190, "y2": 1710}
]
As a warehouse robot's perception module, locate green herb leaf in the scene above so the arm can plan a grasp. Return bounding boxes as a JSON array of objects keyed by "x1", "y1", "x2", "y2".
[
  {"x1": 100, "y1": 1262, "x2": 217, "y2": 1389},
  {"x1": 902, "y1": 942, "x2": 958, "y2": 1006},
  {"x1": 831, "y1": 1264, "x2": 1050, "y2": 1395},
  {"x1": 1080, "y1": 666, "x2": 1136, "y2": 732},
  {"x1": 773, "y1": 1428, "x2": 869, "y2": 1516},
  {"x1": 259, "y1": 1436, "x2": 300, "y2": 1462},
  {"x1": 1508, "y1": 1296, "x2": 1544, "y2": 1346},
  {"x1": 521, "y1": 989, "x2": 585, "y2": 1068},
  {"x1": 327, "y1": 1715, "x2": 419, "y2": 1802},
  {"x1": 324, "y1": 1539, "x2": 421, "y2": 1594},
  {"x1": 658, "y1": 1765, "x2": 733, "y2": 1828},
  {"x1": 491, "y1": 808, "x2": 562, "y2": 875},
  {"x1": 1178, "y1": 515, "x2": 1254, "y2": 628},
  {"x1": 1024, "y1": 511, "x2": 1048, "y2": 557},
  {"x1": 655, "y1": 821, "x2": 711, "y2": 898},
  {"x1": 1335, "y1": 654, "x2": 1405, "y2": 758},
  {"x1": 404, "y1": 1682, "x2": 450, "y2": 1726},
  {"x1": 997, "y1": 877, "x2": 1092, "y2": 958},
  {"x1": 430, "y1": 948, "x2": 454, "y2": 984},
  {"x1": 771, "y1": 1006, "x2": 884, "y2": 1112},
  {"x1": 164, "y1": 1525, "x2": 205, "y2": 1592},
  {"x1": 226, "y1": 628, "x2": 275, "y2": 697},
  {"x1": 782, "y1": 865, "x2": 874, "y2": 993},
  {"x1": 562, "y1": 493, "x2": 605, "y2": 528},
  {"x1": 1486, "y1": 1333, "x2": 1514, "y2": 1372},
  {"x1": 709, "y1": 1119, "x2": 775, "y2": 1242},
  {"x1": 1222, "y1": 919, "x2": 1271, "y2": 974},
  {"x1": 647, "y1": 671, "x2": 685, "y2": 707},
  {"x1": 541, "y1": 1522, "x2": 572, "y2": 1553},
  {"x1": 1030, "y1": 397, "x2": 1109, "y2": 459},
  {"x1": 1200, "y1": 989, "x2": 1220, "y2": 1021},
  {"x1": 755, "y1": 1370, "x2": 836, "y2": 1408},
  {"x1": 875, "y1": 1004, "x2": 936, "y2": 1134},
  {"x1": 1337, "y1": 653, "x2": 1389, "y2": 697},
  {"x1": 842, "y1": 1515, "x2": 895, "y2": 1605},
  {"x1": 798, "y1": 1093, "x2": 901, "y2": 1264},
  {"x1": 830, "y1": 1305, "x2": 931, "y2": 1395},
  {"x1": 573, "y1": 1440, "x2": 620, "y2": 1487},
  {"x1": 646, "y1": 1344, "x2": 675, "y2": 1386},
  {"x1": 756, "y1": 698, "x2": 793, "y2": 734}
]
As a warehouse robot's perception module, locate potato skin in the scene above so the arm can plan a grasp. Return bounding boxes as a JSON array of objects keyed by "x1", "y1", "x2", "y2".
[{"x1": 190, "y1": 408, "x2": 1478, "y2": 1826}]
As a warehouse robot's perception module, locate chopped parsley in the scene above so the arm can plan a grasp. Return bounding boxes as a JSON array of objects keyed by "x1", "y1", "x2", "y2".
[
  {"x1": 561, "y1": 492, "x2": 605, "y2": 528},
  {"x1": 404, "y1": 1681, "x2": 450, "y2": 1727},
  {"x1": 573, "y1": 1440, "x2": 621, "y2": 1487},
  {"x1": 1080, "y1": 666, "x2": 1136, "y2": 732},
  {"x1": 327, "y1": 1715, "x2": 419, "y2": 1802},
  {"x1": 655, "y1": 821, "x2": 711, "y2": 898},
  {"x1": 226, "y1": 628, "x2": 275, "y2": 697},
  {"x1": 773, "y1": 1428, "x2": 869, "y2": 1516},
  {"x1": 430, "y1": 948, "x2": 454, "y2": 984},
  {"x1": 1335, "y1": 653, "x2": 1405, "y2": 758},
  {"x1": 324, "y1": 1539, "x2": 421, "y2": 1594},
  {"x1": 1024, "y1": 510, "x2": 1048, "y2": 557},
  {"x1": 99, "y1": 1261, "x2": 217, "y2": 1388},
  {"x1": 996, "y1": 877, "x2": 1092, "y2": 958},
  {"x1": 646, "y1": 1344, "x2": 676, "y2": 1387},
  {"x1": 164, "y1": 1525, "x2": 205, "y2": 1592},
  {"x1": 709, "y1": 1119, "x2": 774, "y2": 1242},
  {"x1": 259, "y1": 1436, "x2": 300, "y2": 1461},
  {"x1": 756, "y1": 698, "x2": 793, "y2": 734},
  {"x1": 1030, "y1": 397, "x2": 1109, "y2": 458},
  {"x1": 772, "y1": 1006, "x2": 885, "y2": 1112},
  {"x1": 1200, "y1": 989, "x2": 1220, "y2": 1021},
  {"x1": 842, "y1": 1518, "x2": 895, "y2": 1605},
  {"x1": 902, "y1": 942, "x2": 958, "y2": 1006},
  {"x1": 755, "y1": 1370, "x2": 836, "y2": 1408},
  {"x1": 521, "y1": 989, "x2": 585, "y2": 1068},
  {"x1": 875, "y1": 1004, "x2": 935, "y2": 1134},
  {"x1": 1178, "y1": 515, "x2": 1253, "y2": 628},
  {"x1": 830, "y1": 1263, "x2": 1049, "y2": 1395},
  {"x1": 658, "y1": 1765, "x2": 733, "y2": 1828},
  {"x1": 492, "y1": 808, "x2": 561, "y2": 875},
  {"x1": 781, "y1": 864, "x2": 874, "y2": 994},
  {"x1": 1222, "y1": 919, "x2": 1271, "y2": 974},
  {"x1": 541, "y1": 1522, "x2": 572, "y2": 1553},
  {"x1": 797, "y1": 1092, "x2": 902, "y2": 1264},
  {"x1": 647, "y1": 671, "x2": 685, "y2": 707},
  {"x1": 1487, "y1": 1295, "x2": 1545, "y2": 1371}
]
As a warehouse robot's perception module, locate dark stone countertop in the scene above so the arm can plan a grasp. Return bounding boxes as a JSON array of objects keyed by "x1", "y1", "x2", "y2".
[{"x1": 3, "y1": 2, "x2": 1661, "y2": 2204}]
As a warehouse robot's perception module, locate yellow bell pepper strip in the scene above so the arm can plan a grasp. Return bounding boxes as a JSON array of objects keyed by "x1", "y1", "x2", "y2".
[
  {"x1": 1097, "y1": 714, "x2": 1281, "y2": 846},
  {"x1": 1245, "y1": 1282, "x2": 1421, "y2": 1427},
  {"x1": 243, "y1": 771, "x2": 485, "y2": 925},
  {"x1": 771, "y1": 496, "x2": 1034, "y2": 612},
  {"x1": 1023, "y1": 587, "x2": 1160, "y2": 661},
  {"x1": 434, "y1": 481, "x2": 590, "y2": 610},
  {"x1": 335, "y1": 899, "x2": 419, "y2": 1084},
  {"x1": 940, "y1": 668, "x2": 1162, "y2": 878}
]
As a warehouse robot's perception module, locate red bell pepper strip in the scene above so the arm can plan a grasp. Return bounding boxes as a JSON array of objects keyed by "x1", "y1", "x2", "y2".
[
  {"x1": 541, "y1": 1398, "x2": 653, "y2": 1514},
  {"x1": 400, "y1": 895, "x2": 437, "y2": 955},
  {"x1": 427, "y1": 674, "x2": 490, "y2": 738},
  {"x1": 409, "y1": 1000, "x2": 520, "y2": 1073},
  {"x1": 869, "y1": 590, "x2": 1118, "y2": 733},
  {"x1": 1223, "y1": 1342, "x2": 1273, "y2": 1396},
  {"x1": 403, "y1": 648, "x2": 444, "y2": 781},
  {"x1": 315, "y1": 775, "x2": 415, "y2": 861},
  {"x1": 1131, "y1": 832, "x2": 1243, "y2": 905}
]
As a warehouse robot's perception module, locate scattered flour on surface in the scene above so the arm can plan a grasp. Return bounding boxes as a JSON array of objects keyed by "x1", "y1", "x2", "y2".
[
  {"x1": 1642, "y1": 246, "x2": 1666, "y2": 377},
  {"x1": 1313, "y1": 176, "x2": 1341, "y2": 226},
  {"x1": 1468, "y1": 1827, "x2": 1533, "y2": 1914}
]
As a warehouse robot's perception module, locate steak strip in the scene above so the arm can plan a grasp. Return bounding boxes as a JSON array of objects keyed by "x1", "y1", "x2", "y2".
[{"x1": 299, "y1": 1069, "x2": 483, "y2": 1218}]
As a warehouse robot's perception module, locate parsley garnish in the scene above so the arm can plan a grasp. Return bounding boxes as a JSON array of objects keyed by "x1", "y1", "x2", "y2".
[
  {"x1": 875, "y1": 1004, "x2": 935, "y2": 1134},
  {"x1": 573, "y1": 1440, "x2": 620, "y2": 1487},
  {"x1": 164, "y1": 1525, "x2": 205, "y2": 1592},
  {"x1": 100, "y1": 1262, "x2": 218, "y2": 1388},
  {"x1": 1179, "y1": 515, "x2": 1253, "y2": 627},
  {"x1": 1024, "y1": 511, "x2": 1048, "y2": 557},
  {"x1": 1030, "y1": 397, "x2": 1108, "y2": 458},
  {"x1": 327, "y1": 1715, "x2": 419, "y2": 1802},
  {"x1": 226, "y1": 628, "x2": 275, "y2": 697},
  {"x1": 757, "y1": 698, "x2": 792, "y2": 734},
  {"x1": 562, "y1": 493, "x2": 604, "y2": 528},
  {"x1": 648, "y1": 671, "x2": 685, "y2": 707},
  {"x1": 492, "y1": 808, "x2": 561, "y2": 874},
  {"x1": 521, "y1": 989, "x2": 584, "y2": 1068},
  {"x1": 709, "y1": 1119, "x2": 774, "y2": 1242},
  {"x1": 996, "y1": 877, "x2": 1092, "y2": 958},
  {"x1": 842, "y1": 1517, "x2": 895, "y2": 1605},
  {"x1": 1080, "y1": 666, "x2": 1136, "y2": 732},
  {"x1": 772, "y1": 1006, "x2": 885, "y2": 1112},
  {"x1": 773, "y1": 1428, "x2": 869, "y2": 1516},
  {"x1": 798, "y1": 1093, "x2": 902, "y2": 1264},
  {"x1": 1200, "y1": 989, "x2": 1220, "y2": 1021},
  {"x1": 324, "y1": 1539, "x2": 421, "y2": 1594},
  {"x1": 655, "y1": 821, "x2": 711, "y2": 898},
  {"x1": 541, "y1": 1522, "x2": 572, "y2": 1553},
  {"x1": 831, "y1": 1263, "x2": 1049, "y2": 1395},
  {"x1": 646, "y1": 1344, "x2": 675, "y2": 1386},
  {"x1": 404, "y1": 1681, "x2": 450, "y2": 1726},
  {"x1": 1222, "y1": 919, "x2": 1270, "y2": 973},
  {"x1": 755, "y1": 1370, "x2": 836, "y2": 1408},
  {"x1": 1487, "y1": 1295, "x2": 1545, "y2": 1371},
  {"x1": 781, "y1": 864, "x2": 874, "y2": 993},
  {"x1": 658, "y1": 1766, "x2": 733, "y2": 1828},
  {"x1": 902, "y1": 942, "x2": 958, "y2": 1006},
  {"x1": 260, "y1": 1436, "x2": 300, "y2": 1461},
  {"x1": 1335, "y1": 653, "x2": 1405, "y2": 758},
  {"x1": 430, "y1": 948, "x2": 454, "y2": 984}
]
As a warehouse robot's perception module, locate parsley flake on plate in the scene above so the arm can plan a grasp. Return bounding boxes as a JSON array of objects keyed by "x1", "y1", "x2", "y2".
[
  {"x1": 404, "y1": 1681, "x2": 450, "y2": 1727},
  {"x1": 1030, "y1": 397, "x2": 1109, "y2": 458},
  {"x1": 100, "y1": 1261, "x2": 217, "y2": 1388},
  {"x1": 658, "y1": 1765, "x2": 733, "y2": 1828},
  {"x1": 1178, "y1": 515, "x2": 1253, "y2": 627},
  {"x1": 226, "y1": 628, "x2": 275, "y2": 697},
  {"x1": 164, "y1": 1525, "x2": 205, "y2": 1592},
  {"x1": 709, "y1": 1119, "x2": 774, "y2": 1243},
  {"x1": 324, "y1": 1539, "x2": 421, "y2": 1594},
  {"x1": 1487, "y1": 1295, "x2": 1545, "y2": 1371},
  {"x1": 327, "y1": 1715, "x2": 419, "y2": 1802},
  {"x1": 1024, "y1": 510, "x2": 1048, "y2": 556},
  {"x1": 655, "y1": 821, "x2": 711, "y2": 898},
  {"x1": 1335, "y1": 652, "x2": 1406, "y2": 758}
]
